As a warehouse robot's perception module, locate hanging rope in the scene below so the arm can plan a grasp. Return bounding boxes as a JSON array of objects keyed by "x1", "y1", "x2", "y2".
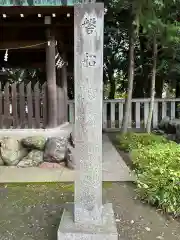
[
  {"x1": 0, "y1": 41, "x2": 48, "y2": 51},
  {"x1": 1, "y1": 41, "x2": 68, "y2": 68}
]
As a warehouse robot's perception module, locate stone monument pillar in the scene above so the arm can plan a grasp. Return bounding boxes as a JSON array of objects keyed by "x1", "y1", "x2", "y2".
[{"x1": 58, "y1": 3, "x2": 118, "y2": 239}]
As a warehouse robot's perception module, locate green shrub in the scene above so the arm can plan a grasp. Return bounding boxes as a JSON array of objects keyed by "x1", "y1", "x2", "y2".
[
  {"x1": 132, "y1": 142, "x2": 180, "y2": 214},
  {"x1": 116, "y1": 132, "x2": 168, "y2": 152}
]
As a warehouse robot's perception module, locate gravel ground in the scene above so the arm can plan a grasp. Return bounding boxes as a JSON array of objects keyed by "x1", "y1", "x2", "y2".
[{"x1": 0, "y1": 182, "x2": 180, "y2": 240}]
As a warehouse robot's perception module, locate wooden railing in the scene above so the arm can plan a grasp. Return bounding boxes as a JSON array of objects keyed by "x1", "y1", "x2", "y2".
[{"x1": 68, "y1": 99, "x2": 180, "y2": 130}]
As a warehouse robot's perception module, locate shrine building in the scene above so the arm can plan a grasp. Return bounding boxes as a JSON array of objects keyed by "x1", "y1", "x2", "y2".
[{"x1": 0, "y1": 0, "x2": 78, "y2": 129}]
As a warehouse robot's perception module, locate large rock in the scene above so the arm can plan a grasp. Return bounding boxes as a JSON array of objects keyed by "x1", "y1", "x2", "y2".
[
  {"x1": 21, "y1": 136, "x2": 46, "y2": 150},
  {"x1": 44, "y1": 137, "x2": 68, "y2": 163},
  {"x1": 167, "y1": 119, "x2": 179, "y2": 134},
  {"x1": 158, "y1": 116, "x2": 170, "y2": 130},
  {"x1": 1, "y1": 137, "x2": 28, "y2": 166},
  {"x1": 17, "y1": 150, "x2": 43, "y2": 167},
  {"x1": 69, "y1": 132, "x2": 75, "y2": 148},
  {"x1": 65, "y1": 144, "x2": 75, "y2": 170}
]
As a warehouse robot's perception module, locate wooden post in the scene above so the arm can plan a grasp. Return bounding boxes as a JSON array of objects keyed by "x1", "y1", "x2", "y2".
[
  {"x1": 45, "y1": 17, "x2": 58, "y2": 128},
  {"x1": 61, "y1": 52, "x2": 68, "y2": 122},
  {"x1": 56, "y1": 68, "x2": 65, "y2": 125},
  {"x1": 74, "y1": 3, "x2": 104, "y2": 225}
]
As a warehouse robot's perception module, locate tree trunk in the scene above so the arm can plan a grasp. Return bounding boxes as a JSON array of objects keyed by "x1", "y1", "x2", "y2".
[
  {"x1": 108, "y1": 77, "x2": 116, "y2": 99},
  {"x1": 121, "y1": 19, "x2": 136, "y2": 134},
  {"x1": 146, "y1": 36, "x2": 158, "y2": 133}
]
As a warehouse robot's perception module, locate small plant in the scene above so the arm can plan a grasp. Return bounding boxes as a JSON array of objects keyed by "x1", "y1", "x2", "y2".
[
  {"x1": 116, "y1": 132, "x2": 168, "y2": 152},
  {"x1": 132, "y1": 142, "x2": 180, "y2": 215}
]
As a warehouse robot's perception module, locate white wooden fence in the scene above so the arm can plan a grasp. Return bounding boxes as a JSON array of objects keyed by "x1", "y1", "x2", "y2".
[{"x1": 68, "y1": 98, "x2": 180, "y2": 130}]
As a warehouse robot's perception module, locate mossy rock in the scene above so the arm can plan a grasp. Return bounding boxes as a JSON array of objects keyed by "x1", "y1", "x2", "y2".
[
  {"x1": 17, "y1": 150, "x2": 44, "y2": 167},
  {"x1": 1, "y1": 137, "x2": 28, "y2": 166},
  {"x1": 22, "y1": 136, "x2": 46, "y2": 150}
]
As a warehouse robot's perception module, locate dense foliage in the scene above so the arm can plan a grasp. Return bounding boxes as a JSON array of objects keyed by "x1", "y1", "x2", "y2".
[
  {"x1": 116, "y1": 132, "x2": 168, "y2": 151},
  {"x1": 104, "y1": 0, "x2": 180, "y2": 99},
  {"x1": 117, "y1": 132, "x2": 180, "y2": 215}
]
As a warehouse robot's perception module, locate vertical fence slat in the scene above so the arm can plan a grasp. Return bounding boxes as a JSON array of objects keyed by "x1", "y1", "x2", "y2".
[
  {"x1": 118, "y1": 102, "x2": 123, "y2": 128},
  {"x1": 12, "y1": 83, "x2": 18, "y2": 128},
  {"x1": 19, "y1": 82, "x2": 25, "y2": 128},
  {"x1": 42, "y1": 82, "x2": 47, "y2": 128},
  {"x1": 153, "y1": 102, "x2": 158, "y2": 128},
  {"x1": 69, "y1": 102, "x2": 74, "y2": 123},
  {"x1": 4, "y1": 82, "x2": 11, "y2": 128},
  {"x1": 171, "y1": 101, "x2": 175, "y2": 119},
  {"x1": 103, "y1": 102, "x2": 107, "y2": 129},
  {"x1": 34, "y1": 81, "x2": 40, "y2": 128},
  {"x1": 0, "y1": 82, "x2": 2, "y2": 128},
  {"x1": 135, "y1": 102, "x2": 141, "y2": 128},
  {"x1": 128, "y1": 103, "x2": 132, "y2": 128},
  {"x1": 27, "y1": 82, "x2": 33, "y2": 128},
  {"x1": 144, "y1": 102, "x2": 149, "y2": 127},
  {"x1": 162, "y1": 101, "x2": 167, "y2": 120},
  {"x1": 110, "y1": 102, "x2": 115, "y2": 128}
]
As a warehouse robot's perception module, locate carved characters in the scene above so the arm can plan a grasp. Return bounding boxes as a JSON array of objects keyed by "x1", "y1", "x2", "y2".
[
  {"x1": 81, "y1": 16, "x2": 97, "y2": 35},
  {"x1": 82, "y1": 53, "x2": 96, "y2": 68}
]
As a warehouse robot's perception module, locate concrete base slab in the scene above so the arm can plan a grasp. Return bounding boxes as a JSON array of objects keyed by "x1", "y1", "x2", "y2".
[
  {"x1": 0, "y1": 122, "x2": 72, "y2": 138},
  {"x1": 58, "y1": 202, "x2": 118, "y2": 240}
]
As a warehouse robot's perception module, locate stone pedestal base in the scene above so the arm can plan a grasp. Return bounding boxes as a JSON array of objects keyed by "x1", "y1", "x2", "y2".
[{"x1": 57, "y1": 203, "x2": 118, "y2": 240}]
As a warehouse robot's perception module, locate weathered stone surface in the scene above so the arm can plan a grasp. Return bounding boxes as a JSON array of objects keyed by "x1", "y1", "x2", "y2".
[
  {"x1": 17, "y1": 150, "x2": 43, "y2": 167},
  {"x1": 158, "y1": 116, "x2": 170, "y2": 130},
  {"x1": 65, "y1": 145, "x2": 75, "y2": 170},
  {"x1": 44, "y1": 137, "x2": 68, "y2": 163},
  {"x1": 1, "y1": 137, "x2": 28, "y2": 166},
  {"x1": 167, "y1": 119, "x2": 178, "y2": 134},
  {"x1": 21, "y1": 136, "x2": 46, "y2": 150},
  {"x1": 69, "y1": 132, "x2": 75, "y2": 148},
  {"x1": 0, "y1": 157, "x2": 4, "y2": 166},
  {"x1": 152, "y1": 129, "x2": 165, "y2": 135},
  {"x1": 39, "y1": 162, "x2": 65, "y2": 168}
]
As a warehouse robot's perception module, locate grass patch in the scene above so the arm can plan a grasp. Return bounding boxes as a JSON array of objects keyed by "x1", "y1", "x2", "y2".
[
  {"x1": 116, "y1": 132, "x2": 168, "y2": 152},
  {"x1": 0, "y1": 182, "x2": 112, "y2": 192}
]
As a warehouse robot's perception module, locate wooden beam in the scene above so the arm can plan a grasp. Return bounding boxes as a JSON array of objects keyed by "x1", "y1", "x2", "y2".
[
  {"x1": 62, "y1": 52, "x2": 68, "y2": 122},
  {"x1": 46, "y1": 27, "x2": 58, "y2": 128},
  {"x1": 0, "y1": 22, "x2": 73, "y2": 28},
  {"x1": 0, "y1": 6, "x2": 74, "y2": 15}
]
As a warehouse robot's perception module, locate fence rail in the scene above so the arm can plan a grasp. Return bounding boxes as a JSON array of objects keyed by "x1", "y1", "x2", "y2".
[
  {"x1": 68, "y1": 99, "x2": 180, "y2": 130},
  {"x1": 1, "y1": 86, "x2": 179, "y2": 130}
]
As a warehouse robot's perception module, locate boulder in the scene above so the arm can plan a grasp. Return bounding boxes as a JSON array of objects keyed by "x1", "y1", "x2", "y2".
[
  {"x1": 1, "y1": 137, "x2": 28, "y2": 166},
  {"x1": 158, "y1": 116, "x2": 170, "y2": 130},
  {"x1": 17, "y1": 150, "x2": 43, "y2": 167},
  {"x1": 65, "y1": 144, "x2": 75, "y2": 170},
  {"x1": 167, "y1": 119, "x2": 179, "y2": 134},
  {"x1": 69, "y1": 132, "x2": 75, "y2": 148},
  {"x1": 21, "y1": 136, "x2": 46, "y2": 150},
  {"x1": 44, "y1": 137, "x2": 68, "y2": 163},
  {"x1": 176, "y1": 123, "x2": 180, "y2": 141},
  {"x1": 152, "y1": 129, "x2": 165, "y2": 135}
]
